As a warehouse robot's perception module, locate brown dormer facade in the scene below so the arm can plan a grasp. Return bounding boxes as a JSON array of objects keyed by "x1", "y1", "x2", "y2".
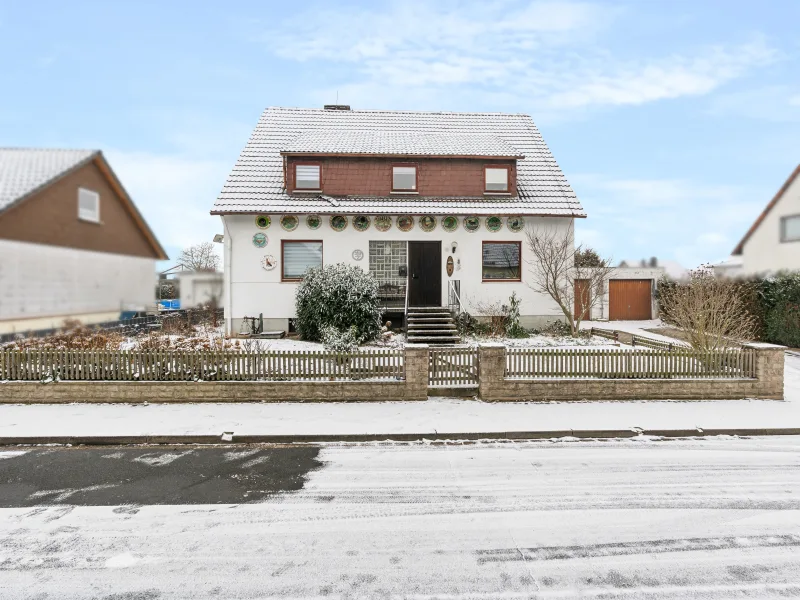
[{"x1": 284, "y1": 156, "x2": 518, "y2": 197}]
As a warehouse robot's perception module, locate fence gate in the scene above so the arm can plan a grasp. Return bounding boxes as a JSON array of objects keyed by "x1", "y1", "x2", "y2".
[{"x1": 428, "y1": 347, "x2": 479, "y2": 388}]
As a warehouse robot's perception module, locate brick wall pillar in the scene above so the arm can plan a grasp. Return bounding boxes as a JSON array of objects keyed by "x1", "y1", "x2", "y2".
[
  {"x1": 743, "y1": 343, "x2": 786, "y2": 400},
  {"x1": 404, "y1": 344, "x2": 429, "y2": 401},
  {"x1": 478, "y1": 343, "x2": 506, "y2": 401}
]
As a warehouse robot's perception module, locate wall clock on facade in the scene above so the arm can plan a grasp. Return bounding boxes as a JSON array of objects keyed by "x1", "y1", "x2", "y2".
[
  {"x1": 261, "y1": 255, "x2": 277, "y2": 271},
  {"x1": 255, "y1": 215, "x2": 271, "y2": 229},
  {"x1": 397, "y1": 215, "x2": 414, "y2": 232},
  {"x1": 507, "y1": 216, "x2": 525, "y2": 232},
  {"x1": 419, "y1": 215, "x2": 437, "y2": 232},
  {"x1": 486, "y1": 216, "x2": 503, "y2": 232},
  {"x1": 442, "y1": 215, "x2": 458, "y2": 232},
  {"x1": 464, "y1": 216, "x2": 480, "y2": 232},
  {"x1": 374, "y1": 215, "x2": 392, "y2": 232},
  {"x1": 352, "y1": 249, "x2": 364, "y2": 261},
  {"x1": 353, "y1": 215, "x2": 371, "y2": 231},
  {"x1": 446, "y1": 255, "x2": 454, "y2": 277},
  {"x1": 306, "y1": 214, "x2": 321, "y2": 230},
  {"x1": 330, "y1": 215, "x2": 348, "y2": 231},
  {"x1": 252, "y1": 233, "x2": 267, "y2": 248},
  {"x1": 280, "y1": 215, "x2": 299, "y2": 231}
]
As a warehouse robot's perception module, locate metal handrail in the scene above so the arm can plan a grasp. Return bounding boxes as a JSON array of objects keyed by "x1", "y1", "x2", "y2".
[
  {"x1": 448, "y1": 279, "x2": 464, "y2": 315},
  {"x1": 403, "y1": 273, "x2": 410, "y2": 337}
]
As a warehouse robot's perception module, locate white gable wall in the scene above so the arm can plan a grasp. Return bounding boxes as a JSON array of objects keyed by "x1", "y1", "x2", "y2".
[
  {"x1": 741, "y1": 173, "x2": 800, "y2": 275},
  {"x1": 221, "y1": 214, "x2": 570, "y2": 335}
]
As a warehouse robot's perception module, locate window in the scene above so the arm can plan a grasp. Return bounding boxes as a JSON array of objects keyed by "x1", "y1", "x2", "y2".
[
  {"x1": 78, "y1": 188, "x2": 100, "y2": 222},
  {"x1": 485, "y1": 167, "x2": 509, "y2": 193},
  {"x1": 295, "y1": 164, "x2": 321, "y2": 190},
  {"x1": 482, "y1": 242, "x2": 521, "y2": 281},
  {"x1": 282, "y1": 240, "x2": 323, "y2": 281},
  {"x1": 392, "y1": 165, "x2": 417, "y2": 191},
  {"x1": 781, "y1": 215, "x2": 800, "y2": 243}
]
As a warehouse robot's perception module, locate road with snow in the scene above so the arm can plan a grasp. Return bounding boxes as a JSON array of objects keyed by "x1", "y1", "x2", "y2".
[{"x1": 2, "y1": 437, "x2": 800, "y2": 599}]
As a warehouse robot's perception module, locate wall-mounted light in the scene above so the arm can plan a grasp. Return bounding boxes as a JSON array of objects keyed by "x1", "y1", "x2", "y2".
[{"x1": 451, "y1": 241, "x2": 458, "y2": 254}]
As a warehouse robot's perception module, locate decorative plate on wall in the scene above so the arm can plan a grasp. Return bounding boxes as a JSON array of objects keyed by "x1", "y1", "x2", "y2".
[
  {"x1": 255, "y1": 215, "x2": 271, "y2": 229},
  {"x1": 261, "y1": 255, "x2": 277, "y2": 271},
  {"x1": 507, "y1": 216, "x2": 525, "y2": 232},
  {"x1": 306, "y1": 214, "x2": 321, "y2": 230},
  {"x1": 446, "y1": 255, "x2": 455, "y2": 277},
  {"x1": 486, "y1": 216, "x2": 503, "y2": 232},
  {"x1": 330, "y1": 215, "x2": 348, "y2": 231},
  {"x1": 252, "y1": 233, "x2": 267, "y2": 248},
  {"x1": 353, "y1": 215, "x2": 371, "y2": 231},
  {"x1": 352, "y1": 249, "x2": 364, "y2": 261},
  {"x1": 374, "y1": 215, "x2": 392, "y2": 232},
  {"x1": 442, "y1": 215, "x2": 459, "y2": 232},
  {"x1": 397, "y1": 215, "x2": 414, "y2": 232},
  {"x1": 280, "y1": 215, "x2": 299, "y2": 231},
  {"x1": 464, "y1": 216, "x2": 481, "y2": 232},
  {"x1": 419, "y1": 215, "x2": 437, "y2": 232}
]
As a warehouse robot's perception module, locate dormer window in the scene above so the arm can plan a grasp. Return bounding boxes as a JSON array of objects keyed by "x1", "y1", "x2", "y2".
[
  {"x1": 485, "y1": 166, "x2": 509, "y2": 193},
  {"x1": 78, "y1": 188, "x2": 100, "y2": 222},
  {"x1": 392, "y1": 165, "x2": 417, "y2": 192},
  {"x1": 295, "y1": 164, "x2": 321, "y2": 190}
]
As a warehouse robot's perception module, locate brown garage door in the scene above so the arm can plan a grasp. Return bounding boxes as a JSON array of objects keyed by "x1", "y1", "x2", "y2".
[{"x1": 609, "y1": 280, "x2": 652, "y2": 321}]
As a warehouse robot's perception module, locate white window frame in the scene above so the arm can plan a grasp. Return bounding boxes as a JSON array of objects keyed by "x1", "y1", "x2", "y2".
[
  {"x1": 485, "y1": 167, "x2": 509, "y2": 193},
  {"x1": 392, "y1": 165, "x2": 417, "y2": 192},
  {"x1": 78, "y1": 188, "x2": 100, "y2": 223},
  {"x1": 781, "y1": 214, "x2": 800, "y2": 243},
  {"x1": 295, "y1": 164, "x2": 321, "y2": 191}
]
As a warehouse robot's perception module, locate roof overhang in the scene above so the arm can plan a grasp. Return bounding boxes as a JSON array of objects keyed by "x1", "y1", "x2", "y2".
[{"x1": 279, "y1": 151, "x2": 524, "y2": 160}]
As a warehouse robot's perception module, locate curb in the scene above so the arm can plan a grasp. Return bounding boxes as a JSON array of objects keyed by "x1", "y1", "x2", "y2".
[{"x1": 2, "y1": 428, "x2": 800, "y2": 446}]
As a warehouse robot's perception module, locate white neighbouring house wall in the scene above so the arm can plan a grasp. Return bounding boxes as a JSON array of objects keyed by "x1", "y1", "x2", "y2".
[
  {"x1": 221, "y1": 214, "x2": 571, "y2": 335},
  {"x1": 0, "y1": 239, "x2": 156, "y2": 324},
  {"x1": 178, "y1": 271, "x2": 224, "y2": 309}
]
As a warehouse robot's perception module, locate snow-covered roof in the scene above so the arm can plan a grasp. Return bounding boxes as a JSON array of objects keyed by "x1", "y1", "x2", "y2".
[
  {"x1": 212, "y1": 107, "x2": 585, "y2": 217},
  {"x1": 281, "y1": 130, "x2": 524, "y2": 158},
  {"x1": 0, "y1": 148, "x2": 98, "y2": 213}
]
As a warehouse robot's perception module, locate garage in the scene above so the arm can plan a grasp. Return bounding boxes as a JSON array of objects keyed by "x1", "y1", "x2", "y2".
[{"x1": 609, "y1": 279, "x2": 652, "y2": 320}]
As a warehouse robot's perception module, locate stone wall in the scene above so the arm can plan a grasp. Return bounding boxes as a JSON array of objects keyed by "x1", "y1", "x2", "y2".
[{"x1": 478, "y1": 343, "x2": 785, "y2": 401}]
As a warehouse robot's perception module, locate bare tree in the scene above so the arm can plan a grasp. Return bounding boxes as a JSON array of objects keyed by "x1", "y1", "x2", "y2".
[
  {"x1": 177, "y1": 242, "x2": 220, "y2": 272},
  {"x1": 658, "y1": 268, "x2": 757, "y2": 351},
  {"x1": 525, "y1": 222, "x2": 613, "y2": 336}
]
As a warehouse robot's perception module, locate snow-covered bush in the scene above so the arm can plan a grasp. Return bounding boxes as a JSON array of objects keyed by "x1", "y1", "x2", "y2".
[
  {"x1": 295, "y1": 264, "x2": 382, "y2": 342},
  {"x1": 320, "y1": 325, "x2": 362, "y2": 353}
]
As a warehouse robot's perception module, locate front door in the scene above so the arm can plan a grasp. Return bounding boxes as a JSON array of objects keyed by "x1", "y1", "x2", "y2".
[{"x1": 408, "y1": 241, "x2": 442, "y2": 307}]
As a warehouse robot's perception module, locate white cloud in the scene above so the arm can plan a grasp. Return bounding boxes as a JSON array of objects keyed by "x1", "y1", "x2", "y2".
[
  {"x1": 709, "y1": 85, "x2": 800, "y2": 122},
  {"x1": 255, "y1": 1, "x2": 776, "y2": 113}
]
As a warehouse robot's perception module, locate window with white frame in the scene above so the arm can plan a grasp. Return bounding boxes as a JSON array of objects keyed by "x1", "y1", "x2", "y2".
[
  {"x1": 392, "y1": 165, "x2": 417, "y2": 191},
  {"x1": 485, "y1": 167, "x2": 509, "y2": 192},
  {"x1": 78, "y1": 188, "x2": 100, "y2": 222},
  {"x1": 295, "y1": 164, "x2": 321, "y2": 190},
  {"x1": 282, "y1": 240, "x2": 323, "y2": 281},
  {"x1": 782, "y1": 215, "x2": 800, "y2": 243}
]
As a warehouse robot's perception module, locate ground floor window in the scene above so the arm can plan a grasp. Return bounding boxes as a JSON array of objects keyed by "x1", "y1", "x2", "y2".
[
  {"x1": 482, "y1": 241, "x2": 521, "y2": 281},
  {"x1": 282, "y1": 240, "x2": 323, "y2": 281},
  {"x1": 369, "y1": 241, "x2": 407, "y2": 308}
]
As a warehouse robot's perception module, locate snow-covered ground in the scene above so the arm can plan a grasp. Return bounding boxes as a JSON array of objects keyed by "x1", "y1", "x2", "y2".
[
  {"x1": 1, "y1": 353, "x2": 798, "y2": 438},
  {"x1": 2, "y1": 436, "x2": 799, "y2": 599}
]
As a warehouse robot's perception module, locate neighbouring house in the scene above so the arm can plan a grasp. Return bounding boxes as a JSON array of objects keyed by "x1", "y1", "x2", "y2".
[
  {"x1": 178, "y1": 270, "x2": 224, "y2": 309},
  {"x1": 211, "y1": 105, "x2": 587, "y2": 339},
  {"x1": 726, "y1": 164, "x2": 800, "y2": 276},
  {"x1": 0, "y1": 148, "x2": 167, "y2": 333}
]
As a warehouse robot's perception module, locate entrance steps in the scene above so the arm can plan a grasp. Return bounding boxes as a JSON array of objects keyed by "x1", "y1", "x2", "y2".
[{"x1": 406, "y1": 307, "x2": 461, "y2": 345}]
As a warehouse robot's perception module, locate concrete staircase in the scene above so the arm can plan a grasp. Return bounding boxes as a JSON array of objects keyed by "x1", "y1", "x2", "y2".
[{"x1": 406, "y1": 307, "x2": 461, "y2": 345}]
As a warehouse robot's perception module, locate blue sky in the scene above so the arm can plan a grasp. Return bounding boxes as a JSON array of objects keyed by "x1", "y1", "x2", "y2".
[{"x1": 2, "y1": 0, "x2": 799, "y2": 270}]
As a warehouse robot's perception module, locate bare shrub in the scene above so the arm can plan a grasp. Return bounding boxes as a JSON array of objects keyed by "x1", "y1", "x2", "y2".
[
  {"x1": 9, "y1": 323, "x2": 124, "y2": 350},
  {"x1": 658, "y1": 269, "x2": 757, "y2": 351}
]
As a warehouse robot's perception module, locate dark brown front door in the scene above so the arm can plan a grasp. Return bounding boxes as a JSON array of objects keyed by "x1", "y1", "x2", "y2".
[
  {"x1": 408, "y1": 241, "x2": 441, "y2": 307},
  {"x1": 609, "y1": 279, "x2": 652, "y2": 320},
  {"x1": 574, "y1": 279, "x2": 591, "y2": 320}
]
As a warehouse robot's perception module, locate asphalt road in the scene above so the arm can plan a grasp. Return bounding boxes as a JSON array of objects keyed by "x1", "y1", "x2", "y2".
[{"x1": 1, "y1": 437, "x2": 800, "y2": 599}]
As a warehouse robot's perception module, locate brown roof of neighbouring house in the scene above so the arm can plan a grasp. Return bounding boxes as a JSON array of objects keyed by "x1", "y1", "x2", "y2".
[{"x1": 732, "y1": 164, "x2": 800, "y2": 255}]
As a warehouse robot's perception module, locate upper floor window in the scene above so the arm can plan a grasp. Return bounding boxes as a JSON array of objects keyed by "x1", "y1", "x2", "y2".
[
  {"x1": 782, "y1": 215, "x2": 800, "y2": 243},
  {"x1": 295, "y1": 164, "x2": 321, "y2": 190},
  {"x1": 392, "y1": 165, "x2": 417, "y2": 192},
  {"x1": 78, "y1": 188, "x2": 100, "y2": 222},
  {"x1": 485, "y1": 167, "x2": 509, "y2": 193}
]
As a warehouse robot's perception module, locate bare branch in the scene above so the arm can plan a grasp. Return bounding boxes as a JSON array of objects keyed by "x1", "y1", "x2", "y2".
[{"x1": 177, "y1": 242, "x2": 220, "y2": 272}]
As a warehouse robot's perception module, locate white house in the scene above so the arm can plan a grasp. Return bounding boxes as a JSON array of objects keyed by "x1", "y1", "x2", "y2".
[
  {"x1": 728, "y1": 165, "x2": 800, "y2": 276},
  {"x1": 0, "y1": 148, "x2": 167, "y2": 334},
  {"x1": 178, "y1": 270, "x2": 224, "y2": 309},
  {"x1": 211, "y1": 106, "x2": 587, "y2": 339}
]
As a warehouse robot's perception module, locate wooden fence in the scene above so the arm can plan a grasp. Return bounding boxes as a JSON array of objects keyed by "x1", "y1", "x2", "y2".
[
  {"x1": 590, "y1": 328, "x2": 619, "y2": 342},
  {"x1": 505, "y1": 347, "x2": 757, "y2": 380},
  {"x1": 0, "y1": 348, "x2": 405, "y2": 382},
  {"x1": 429, "y1": 347, "x2": 479, "y2": 387},
  {"x1": 630, "y1": 334, "x2": 689, "y2": 351}
]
